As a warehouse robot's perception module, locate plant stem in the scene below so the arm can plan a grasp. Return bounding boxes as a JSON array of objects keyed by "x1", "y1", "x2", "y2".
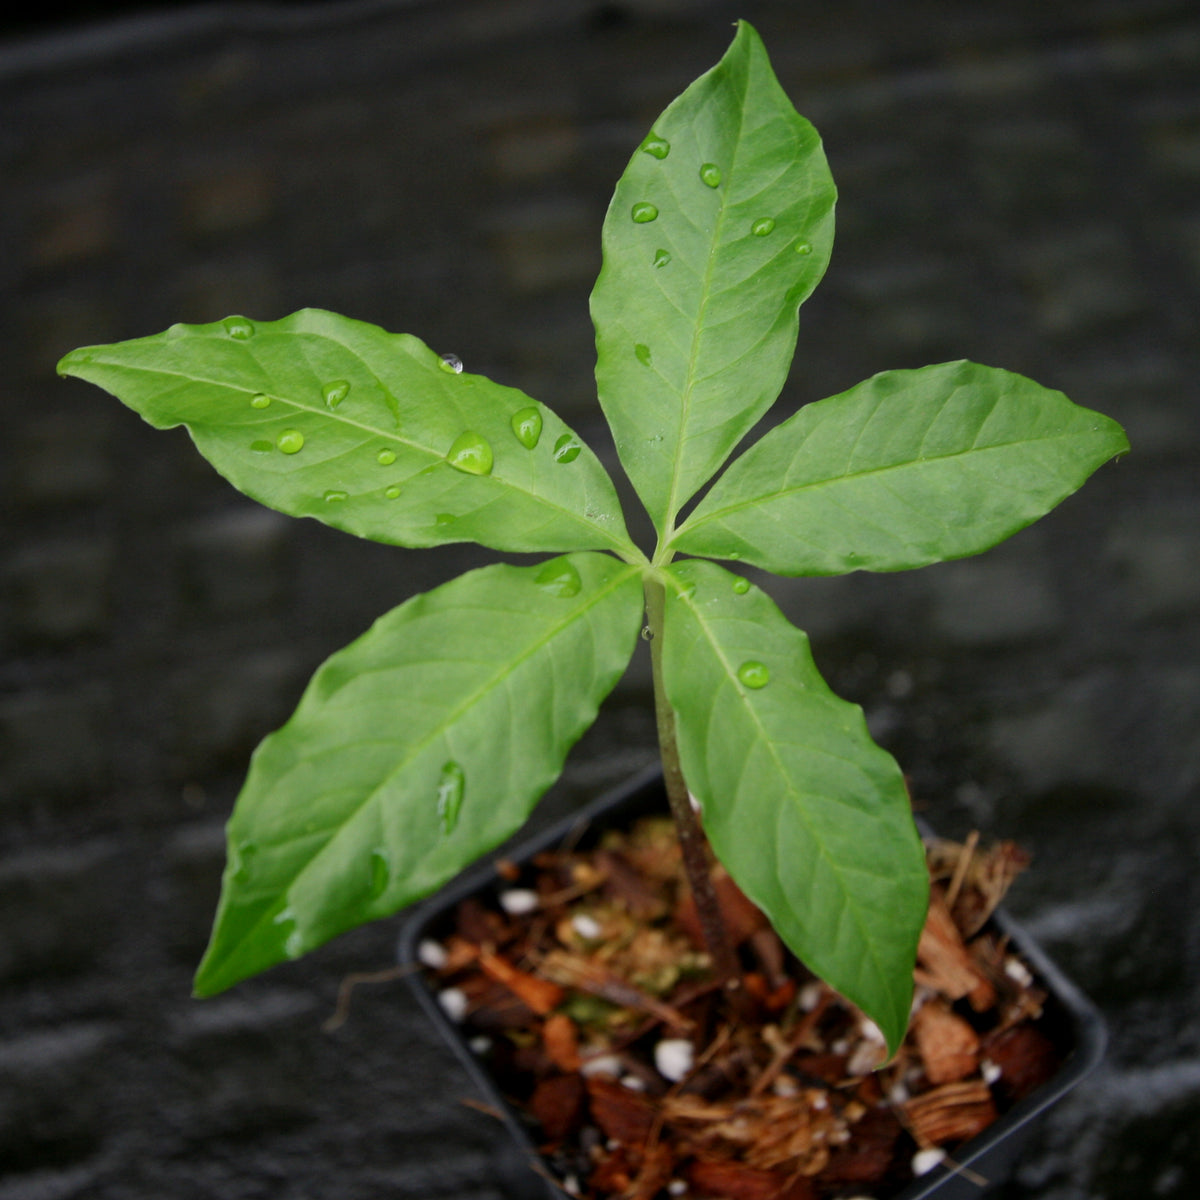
[{"x1": 644, "y1": 575, "x2": 745, "y2": 1002}]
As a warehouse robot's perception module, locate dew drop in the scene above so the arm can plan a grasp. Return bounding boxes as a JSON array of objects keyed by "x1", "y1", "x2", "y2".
[
  {"x1": 250, "y1": 439, "x2": 274, "y2": 454},
  {"x1": 653, "y1": 247, "x2": 671, "y2": 268},
  {"x1": 675, "y1": 577, "x2": 697, "y2": 599},
  {"x1": 369, "y1": 849, "x2": 390, "y2": 899},
  {"x1": 732, "y1": 576, "x2": 750, "y2": 595},
  {"x1": 510, "y1": 406, "x2": 543, "y2": 449},
  {"x1": 794, "y1": 240, "x2": 813, "y2": 256},
  {"x1": 435, "y1": 512, "x2": 456, "y2": 527},
  {"x1": 439, "y1": 353, "x2": 464, "y2": 374},
  {"x1": 437, "y1": 761, "x2": 466, "y2": 834},
  {"x1": 641, "y1": 625, "x2": 654, "y2": 641},
  {"x1": 273, "y1": 908, "x2": 303, "y2": 959},
  {"x1": 223, "y1": 316, "x2": 255, "y2": 340},
  {"x1": 231, "y1": 841, "x2": 257, "y2": 883},
  {"x1": 634, "y1": 343, "x2": 654, "y2": 368},
  {"x1": 384, "y1": 484, "x2": 402, "y2": 500},
  {"x1": 699, "y1": 163, "x2": 722, "y2": 188},
  {"x1": 535, "y1": 557, "x2": 582, "y2": 598},
  {"x1": 446, "y1": 430, "x2": 494, "y2": 476},
  {"x1": 737, "y1": 661, "x2": 770, "y2": 689},
  {"x1": 323, "y1": 489, "x2": 348, "y2": 503},
  {"x1": 276, "y1": 429, "x2": 305, "y2": 455},
  {"x1": 751, "y1": 217, "x2": 776, "y2": 237},
  {"x1": 641, "y1": 134, "x2": 670, "y2": 159},
  {"x1": 631, "y1": 202, "x2": 659, "y2": 224},
  {"x1": 322, "y1": 379, "x2": 350, "y2": 409},
  {"x1": 249, "y1": 393, "x2": 271, "y2": 409},
  {"x1": 553, "y1": 433, "x2": 582, "y2": 464},
  {"x1": 376, "y1": 448, "x2": 397, "y2": 466}
]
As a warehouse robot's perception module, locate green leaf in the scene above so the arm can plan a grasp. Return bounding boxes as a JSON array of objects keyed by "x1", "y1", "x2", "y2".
[
  {"x1": 590, "y1": 20, "x2": 836, "y2": 534},
  {"x1": 193, "y1": 552, "x2": 643, "y2": 995},
  {"x1": 670, "y1": 360, "x2": 1130, "y2": 575},
  {"x1": 661, "y1": 559, "x2": 927, "y2": 1053},
  {"x1": 58, "y1": 309, "x2": 637, "y2": 558}
]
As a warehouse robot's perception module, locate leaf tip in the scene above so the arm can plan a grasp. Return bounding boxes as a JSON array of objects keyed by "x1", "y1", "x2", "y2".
[{"x1": 56, "y1": 347, "x2": 95, "y2": 378}]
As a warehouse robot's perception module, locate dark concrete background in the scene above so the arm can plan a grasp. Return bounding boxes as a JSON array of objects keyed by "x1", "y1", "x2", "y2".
[{"x1": 2, "y1": 1, "x2": 1198, "y2": 1196}]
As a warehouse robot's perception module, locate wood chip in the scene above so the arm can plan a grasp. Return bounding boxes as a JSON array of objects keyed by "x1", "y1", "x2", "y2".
[
  {"x1": 815, "y1": 1106, "x2": 903, "y2": 1185},
  {"x1": 902, "y1": 1079, "x2": 998, "y2": 1146},
  {"x1": 663, "y1": 1093, "x2": 838, "y2": 1176},
  {"x1": 586, "y1": 1076, "x2": 658, "y2": 1145},
  {"x1": 911, "y1": 999, "x2": 981, "y2": 1084},
  {"x1": 529, "y1": 1073, "x2": 586, "y2": 1142},
  {"x1": 915, "y1": 888, "x2": 996, "y2": 1011},
  {"x1": 542, "y1": 1012, "x2": 581, "y2": 1071},
  {"x1": 478, "y1": 950, "x2": 564, "y2": 1016},
  {"x1": 687, "y1": 1156, "x2": 816, "y2": 1200},
  {"x1": 983, "y1": 1024, "x2": 1059, "y2": 1100}
]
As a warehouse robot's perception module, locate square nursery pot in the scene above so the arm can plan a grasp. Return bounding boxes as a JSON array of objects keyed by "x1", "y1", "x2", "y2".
[{"x1": 399, "y1": 767, "x2": 1105, "y2": 1200}]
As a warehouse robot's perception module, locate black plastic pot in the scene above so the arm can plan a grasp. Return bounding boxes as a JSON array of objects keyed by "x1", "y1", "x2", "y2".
[{"x1": 399, "y1": 766, "x2": 1106, "y2": 1200}]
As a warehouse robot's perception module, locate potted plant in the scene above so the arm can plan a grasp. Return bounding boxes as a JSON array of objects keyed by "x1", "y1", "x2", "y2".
[{"x1": 59, "y1": 21, "x2": 1124, "y2": 1198}]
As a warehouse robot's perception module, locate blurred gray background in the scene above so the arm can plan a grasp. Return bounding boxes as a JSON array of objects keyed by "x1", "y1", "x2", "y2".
[{"x1": 1, "y1": 1, "x2": 1198, "y2": 1196}]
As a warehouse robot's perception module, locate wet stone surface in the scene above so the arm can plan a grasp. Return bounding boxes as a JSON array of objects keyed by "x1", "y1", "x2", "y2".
[{"x1": 2, "y1": 1, "x2": 1199, "y2": 1197}]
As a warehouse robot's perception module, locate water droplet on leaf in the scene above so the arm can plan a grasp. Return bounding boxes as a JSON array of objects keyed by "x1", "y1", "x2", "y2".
[
  {"x1": 634, "y1": 343, "x2": 652, "y2": 367},
  {"x1": 446, "y1": 430, "x2": 493, "y2": 475},
  {"x1": 231, "y1": 841, "x2": 257, "y2": 883},
  {"x1": 641, "y1": 625, "x2": 654, "y2": 641},
  {"x1": 511, "y1": 406, "x2": 543, "y2": 449},
  {"x1": 322, "y1": 379, "x2": 350, "y2": 409},
  {"x1": 794, "y1": 240, "x2": 813, "y2": 255},
  {"x1": 276, "y1": 429, "x2": 305, "y2": 455},
  {"x1": 752, "y1": 217, "x2": 776, "y2": 237},
  {"x1": 250, "y1": 439, "x2": 273, "y2": 454},
  {"x1": 439, "y1": 353, "x2": 463, "y2": 374},
  {"x1": 384, "y1": 485, "x2": 402, "y2": 500},
  {"x1": 737, "y1": 661, "x2": 770, "y2": 689},
  {"x1": 732, "y1": 576, "x2": 750, "y2": 595},
  {"x1": 437, "y1": 761, "x2": 465, "y2": 833},
  {"x1": 376, "y1": 448, "x2": 397, "y2": 466},
  {"x1": 435, "y1": 512, "x2": 456, "y2": 527},
  {"x1": 631, "y1": 202, "x2": 659, "y2": 223},
  {"x1": 699, "y1": 163, "x2": 722, "y2": 188},
  {"x1": 553, "y1": 433, "x2": 582, "y2": 463},
  {"x1": 369, "y1": 849, "x2": 390, "y2": 899},
  {"x1": 249, "y1": 393, "x2": 271, "y2": 409},
  {"x1": 653, "y1": 248, "x2": 671, "y2": 268},
  {"x1": 535, "y1": 557, "x2": 582, "y2": 598},
  {"x1": 273, "y1": 908, "x2": 303, "y2": 959},
  {"x1": 223, "y1": 316, "x2": 255, "y2": 339},
  {"x1": 323, "y1": 489, "x2": 348, "y2": 503},
  {"x1": 641, "y1": 134, "x2": 670, "y2": 159}
]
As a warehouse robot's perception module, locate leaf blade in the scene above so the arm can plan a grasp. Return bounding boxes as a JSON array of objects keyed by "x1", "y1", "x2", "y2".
[
  {"x1": 662, "y1": 559, "x2": 927, "y2": 1052},
  {"x1": 58, "y1": 309, "x2": 637, "y2": 557},
  {"x1": 193, "y1": 552, "x2": 643, "y2": 995},
  {"x1": 671, "y1": 360, "x2": 1130, "y2": 574},
  {"x1": 590, "y1": 21, "x2": 836, "y2": 532}
]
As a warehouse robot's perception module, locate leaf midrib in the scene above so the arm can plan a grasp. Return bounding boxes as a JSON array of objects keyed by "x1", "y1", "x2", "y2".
[
  {"x1": 85, "y1": 356, "x2": 633, "y2": 555},
  {"x1": 661, "y1": 62, "x2": 749, "y2": 533},
  {"x1": 214, "y1": 561, "x2": 641, "y2": 975},
  {"x1": 672, "y1": 573, "x2": 899, "y2": 1016},
  {"x1": 673, "y1": 428, "x2": 1091, "y2": 540}
]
